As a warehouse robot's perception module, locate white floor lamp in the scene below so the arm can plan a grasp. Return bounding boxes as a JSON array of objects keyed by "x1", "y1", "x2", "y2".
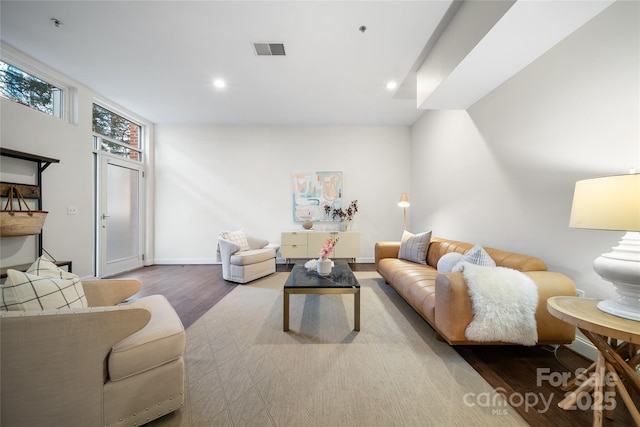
[
  {"x1": 569, "y1": 173, "x2": 640, "y2": 321},
  {"x1": 398, "y1": 193, "x2": 410, "y2": 230}
]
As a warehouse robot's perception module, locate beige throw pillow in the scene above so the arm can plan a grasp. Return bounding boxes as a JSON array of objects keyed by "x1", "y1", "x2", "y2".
[
  {"x1": 220, "y1": 230, "x2": 251, "y2": 252},
  {"x1": 26, "y1": 256, "x2": 77, "y2": 279},
  {"x1": 2, "y1": 269, "x2": 87, "y2": 311},
  {"x1": 398, "y1": 230, "x2": 431, "y2": 265}
]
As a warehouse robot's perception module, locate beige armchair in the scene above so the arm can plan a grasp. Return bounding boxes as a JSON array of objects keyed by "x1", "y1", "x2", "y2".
[
  {"x1": 218, "y1": 234, "x2": 279, "y2": 283},
  {"x1": 1, "y1": 279, "x2": 185, "y2": 427}
]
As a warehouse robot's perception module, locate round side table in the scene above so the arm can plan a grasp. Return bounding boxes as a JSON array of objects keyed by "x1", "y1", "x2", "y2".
[{"x1": 547, "y1": 296, "x2": 640, "y2": 427}]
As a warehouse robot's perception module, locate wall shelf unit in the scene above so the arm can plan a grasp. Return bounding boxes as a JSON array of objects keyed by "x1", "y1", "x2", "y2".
[{"x1": 0, "y1": 148, "x2": 71, "y2": 278}]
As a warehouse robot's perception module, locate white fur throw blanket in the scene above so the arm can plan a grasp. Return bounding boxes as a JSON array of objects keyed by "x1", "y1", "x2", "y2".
[{"x1": 453, "y1": 262, "x2": 539, "y2": 346}]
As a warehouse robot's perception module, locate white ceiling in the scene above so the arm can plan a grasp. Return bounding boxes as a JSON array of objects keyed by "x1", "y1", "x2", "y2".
[{"x1": 0, "y1": 1, "x2": 614, "y2": 126}]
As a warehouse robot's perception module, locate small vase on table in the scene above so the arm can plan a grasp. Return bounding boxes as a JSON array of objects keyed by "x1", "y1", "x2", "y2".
[{"x1": 317, "y1": 258, "x2": 332, "y2": 275}]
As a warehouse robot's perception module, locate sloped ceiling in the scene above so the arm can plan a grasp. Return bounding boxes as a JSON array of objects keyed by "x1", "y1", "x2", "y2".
[{"x1": 0, "y1": 1, "x2": 615, "y2": 126}]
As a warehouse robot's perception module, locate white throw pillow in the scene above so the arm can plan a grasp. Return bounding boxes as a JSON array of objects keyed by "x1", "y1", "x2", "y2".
[
  {"x1": 398, "y1": 230, "x2": 431, "y2": 265},
  {"x1": 2, "y1": 269, "x2": 87, "y2": 311},
  {"x1": 437, "y1": 252, "x2": 464, "y2": 273},
  {"x1": 220, "y1": 230, "x2": 251, "y2": 252},
  {"x1": 459, "y1": 244, "x2": 496, "y2": 267},
  {"x1": 26, "y1": 256, "x2": 77, "y2": 280}
]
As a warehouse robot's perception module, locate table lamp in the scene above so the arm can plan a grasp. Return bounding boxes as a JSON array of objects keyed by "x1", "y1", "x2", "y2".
[
  {"x1": 398, "y1": 193, "x2": 410, "y2": 230},
  {"x1": 569, "y1": 173, "x2": 640, "y2": 321}
]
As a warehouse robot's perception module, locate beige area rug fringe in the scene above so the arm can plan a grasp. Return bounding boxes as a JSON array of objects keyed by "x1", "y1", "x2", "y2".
[{"x1": 149, "y1": 272, "x2": 527, "y2": 427}]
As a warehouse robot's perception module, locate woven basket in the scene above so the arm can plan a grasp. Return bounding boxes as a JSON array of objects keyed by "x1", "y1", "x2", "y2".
[{"x1": 1, "y1": 186, "x2": 48, "y2": 237}]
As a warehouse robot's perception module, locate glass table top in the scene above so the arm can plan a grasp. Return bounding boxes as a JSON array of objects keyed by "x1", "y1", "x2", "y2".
[{"x1": 284, "y1": 261, "x2": 360, "y2": 289}]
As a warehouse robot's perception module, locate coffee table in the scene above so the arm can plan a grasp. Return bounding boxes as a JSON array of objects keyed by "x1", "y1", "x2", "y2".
[{"x1": 283, "y1": 260, "x2": 360, "y2": 332}]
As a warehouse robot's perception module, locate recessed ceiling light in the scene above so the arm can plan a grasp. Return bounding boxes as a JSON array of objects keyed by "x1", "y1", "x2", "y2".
[
  {"x1": 386, "y1": 81, "x2": 398, "y2": 90},
  {"x1": 213, "y1": 79, "x2": 226, "y2": 89}
]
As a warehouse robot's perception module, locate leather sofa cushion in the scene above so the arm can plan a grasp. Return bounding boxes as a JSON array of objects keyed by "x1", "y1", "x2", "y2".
[
  {"x1": 109, "y1": 295, "x2": 185, "y2": 381},
  {"x1": 378, "y1": 258, "x2": 439, "y2": 324},
  {"x1": 427, "y1": 237, "x2": 547, "y2": 272},
  {"x1": 230, "y1": 247, "x2": 276, "y2": 266}
]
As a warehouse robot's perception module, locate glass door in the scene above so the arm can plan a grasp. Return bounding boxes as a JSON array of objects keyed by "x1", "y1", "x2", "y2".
[{"x1": 97, "y1": 155, "x2": 143, "y2": 277}]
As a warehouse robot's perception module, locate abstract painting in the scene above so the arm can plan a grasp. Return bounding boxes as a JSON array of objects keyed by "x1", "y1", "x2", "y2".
[{"x1": 292, "y1": 171, "x2": 343, "y2": 222}]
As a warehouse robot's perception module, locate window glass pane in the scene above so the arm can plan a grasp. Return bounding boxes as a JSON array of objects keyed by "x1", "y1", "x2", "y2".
[
  {"x1": 99, "y1": 139, "x2": 141, "y2": 161},
  {"x1": 0, "y1": 60, "x2": 63, "y2": 118},
  {"x1": 106, "y1": 163, "x2": 139, "y2": 262},
  {"x1": 92, "y1": 104, "x2": 141, "y2": 149}
]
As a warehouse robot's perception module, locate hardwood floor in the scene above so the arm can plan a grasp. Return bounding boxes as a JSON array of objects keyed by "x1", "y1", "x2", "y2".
[
  {"x1": 114, "y1": 264, "x2": 239, "y2": 328},
  {"x1": 111, "y1": 264, "x2": 638, "y2": 427}
]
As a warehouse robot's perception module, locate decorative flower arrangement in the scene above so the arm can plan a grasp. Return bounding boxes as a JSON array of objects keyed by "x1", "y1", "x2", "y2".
[
  {"x1": 324, "y1": 199, "x2": 359, "y2": 222},
  {"x1": 319, "y1": 236, "x2": 339, "y2": 260}
]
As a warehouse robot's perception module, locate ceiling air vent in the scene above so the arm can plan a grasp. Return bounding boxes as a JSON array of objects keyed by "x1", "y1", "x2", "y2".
[{"x1": 253, "y1": 43, "x2": 286, "y2": 56}]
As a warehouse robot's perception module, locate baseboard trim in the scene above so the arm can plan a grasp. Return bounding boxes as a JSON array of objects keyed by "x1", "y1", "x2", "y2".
[
  {"x1": 154, "y1": 258, "x2": 220, "y2": 265},
  {"x1": 566, "y1": 333, "x2": 597, "y2": 361}
]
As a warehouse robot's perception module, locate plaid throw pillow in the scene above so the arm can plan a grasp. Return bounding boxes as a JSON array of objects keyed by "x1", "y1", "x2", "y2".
[
  {"x1": 26, "y1": 256, "x2": 77, "y2": 279},
  {"x1": 220, "y1": 230, "x2": 251, "y2": 252},
  {"x1": 2, "y1": 269, "x2": 87, "y2": 311},
  {"x1": 398, "y1": 230, "x2": 432, "y2": 265},
  {"x1": 461, "y1": 244, "x2": 496, "y2": 267}
]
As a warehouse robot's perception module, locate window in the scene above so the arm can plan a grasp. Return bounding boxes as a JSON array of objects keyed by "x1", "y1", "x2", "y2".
[
  {"x1": 0, "y1": 60, "x2": 64, "y2": 118},
  {"x1": 92, "y1": 103, "x2": 142, "y2": 161}
]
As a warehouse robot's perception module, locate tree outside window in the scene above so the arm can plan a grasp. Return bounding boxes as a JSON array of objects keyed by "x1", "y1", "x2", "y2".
[
  {"x1": 0, "y1": 60, "x2": 63, "y2": 118},
  {"x1": 92, "y1": 104, "x2": 142, "y2": 161}
]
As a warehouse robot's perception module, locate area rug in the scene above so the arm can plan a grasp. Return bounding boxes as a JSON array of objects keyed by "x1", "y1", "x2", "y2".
[{"x1": 149, "y1": 272, "x2": 527, "y2": 426}]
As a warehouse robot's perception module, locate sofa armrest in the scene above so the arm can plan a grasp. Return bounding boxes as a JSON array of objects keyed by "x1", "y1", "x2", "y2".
[
  {"x1": 218, "y1": 238, "x2": 240, "y2": 279},
  {"x1": 374, "y1": 241, "x2": 401, "y2": 269},
  {"x1": 82, "y1": 279, "x2": 142, "y2": 307},
  {"x1": 435, "y1": 271, "x2": 576, "y2": 344},
  {"x1": 527, "y1": 271, "x2": 577, "y2": 342},
  {"x1": 1, "y1": 306, "x2": 151, "y2": 426},
  {"x1": 434, "y1": 272, "x2": 474, "y2": 343},
  {"x1": 218, "y1": 237, "x2": 240, "y2": 257}
]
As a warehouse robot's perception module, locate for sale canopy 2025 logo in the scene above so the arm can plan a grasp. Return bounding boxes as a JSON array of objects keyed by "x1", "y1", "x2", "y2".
[{"x1": 463, "y1": 367, "x2": 617, "y2": 416}]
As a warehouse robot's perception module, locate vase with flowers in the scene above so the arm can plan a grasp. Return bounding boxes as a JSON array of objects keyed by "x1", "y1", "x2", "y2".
[
  {"x1": 324, "y1": 199, "x2": 359, "y2": 232},
  {"x1": 317, "y1": 236, "x2": 339, "y2": 275}
]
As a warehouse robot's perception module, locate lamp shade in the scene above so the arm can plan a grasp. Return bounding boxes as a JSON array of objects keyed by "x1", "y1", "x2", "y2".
[
  {"x1": 398, "y1": 193, "x2": 410, "y2": 208},
  {"x1": 569, "y1": 173, "x2": 640, "y2": 231}
]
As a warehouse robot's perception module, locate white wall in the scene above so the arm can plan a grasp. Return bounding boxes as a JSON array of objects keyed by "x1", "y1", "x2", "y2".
[
  {"x1": 410, "y1": 0, "x2": 639, "y2": 301},
  {"x1": 2, "y1": 0, "x2": 637, "y2": 291},
  {"x1": 0, "y1": 43, "x2": 154, "y2": 278},
  {"x1": 153, "y1": 125, "x2": 411, "y2": 263}
]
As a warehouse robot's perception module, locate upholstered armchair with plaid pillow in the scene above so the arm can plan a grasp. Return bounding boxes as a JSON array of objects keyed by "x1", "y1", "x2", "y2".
[
  {"x1": 0, "y1": 258, "x2": 185, "y2": 427},
  {"x1": 218, "y1": 230, "x2": 279, "y2": 283}
]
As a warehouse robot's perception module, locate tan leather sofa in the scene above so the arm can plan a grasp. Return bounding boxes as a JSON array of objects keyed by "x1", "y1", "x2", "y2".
[
  {"x1": 375, "y1": 236, "x2": 576, "y2": 345},
  {"x1": 1, "y1": 279, "x2": 185, "y2": 427}
]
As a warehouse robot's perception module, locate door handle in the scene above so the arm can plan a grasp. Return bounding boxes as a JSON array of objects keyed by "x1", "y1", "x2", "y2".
[{"x1": 102, "y1": 214, "x2": 111, "y2": 220}]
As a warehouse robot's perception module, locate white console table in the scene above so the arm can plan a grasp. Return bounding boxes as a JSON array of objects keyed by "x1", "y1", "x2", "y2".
[{"x1": 281, "y1": 231, "x2": 360, "y2": 264}]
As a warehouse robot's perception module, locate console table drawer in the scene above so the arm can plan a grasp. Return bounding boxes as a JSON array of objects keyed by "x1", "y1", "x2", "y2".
[
  {"x1": 281, "y1": 231, "x2": 360, "y2": 260},
  {"x1": 281, "y1": 245, "x2": 308, "y2": 259},
  {"x1": 281, "y1": 232, "x2": 307, "y2": 245}
]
